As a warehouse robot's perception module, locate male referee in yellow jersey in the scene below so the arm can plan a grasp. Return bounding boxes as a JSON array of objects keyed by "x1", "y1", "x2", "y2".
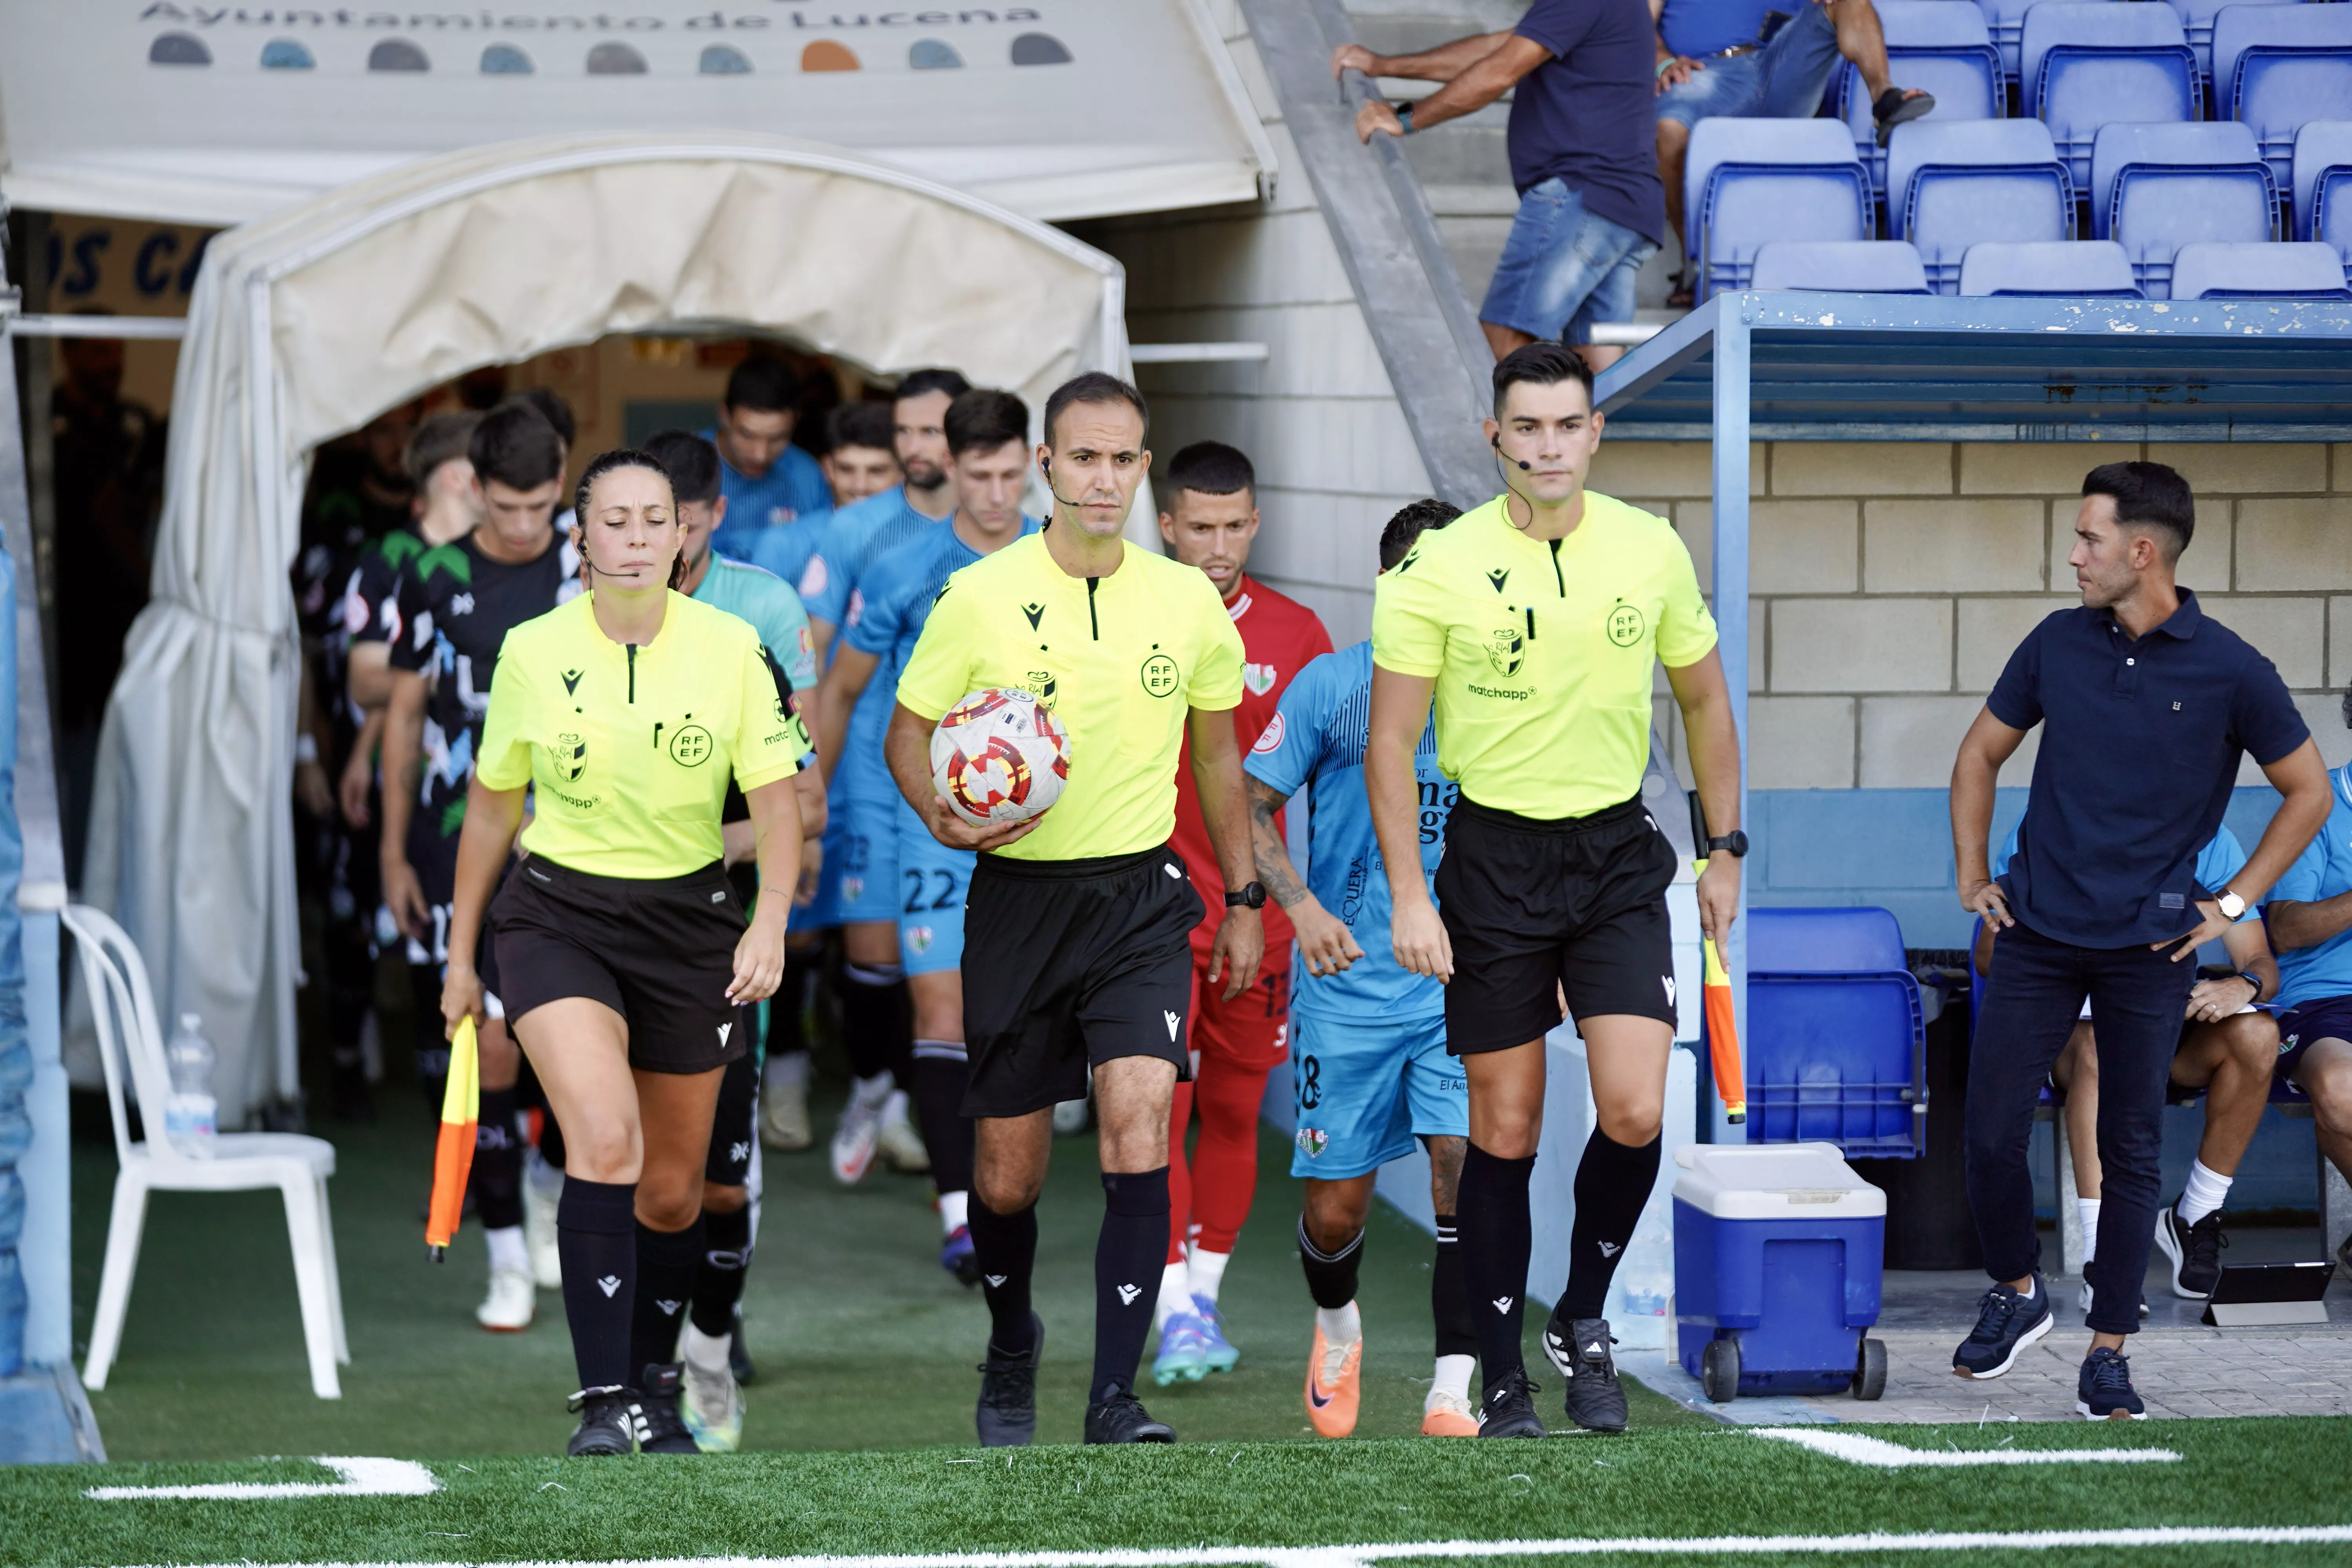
[
  {"x1": 886, "y1": 372, "x2": 1259, "y2": 1447},
  {"x1": 1369, "y1": 343, "x2": 1743, "y2": 1438}
]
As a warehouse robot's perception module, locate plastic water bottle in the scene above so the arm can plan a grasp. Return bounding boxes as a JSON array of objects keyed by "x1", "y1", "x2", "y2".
[{"x1": 163, "y1": 1013, "x2": 218, "y2": 1147}]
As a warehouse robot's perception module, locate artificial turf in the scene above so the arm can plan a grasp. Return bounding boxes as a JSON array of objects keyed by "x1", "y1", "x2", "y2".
[
  {"x1": 64, "y1": 1093, "x2": 1701, "y2": 1461},
  {"x1": 7, "y1": 1419, "x2": 2350, "y2": 1567}
]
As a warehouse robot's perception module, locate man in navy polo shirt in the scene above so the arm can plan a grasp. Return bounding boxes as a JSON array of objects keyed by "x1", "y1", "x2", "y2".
[{"x1": 1949, "y1": 461, "x2": 2327, "y2": 1419}]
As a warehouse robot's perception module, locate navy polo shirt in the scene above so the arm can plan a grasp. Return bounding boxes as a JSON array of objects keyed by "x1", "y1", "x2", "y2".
[{"x1": 1988, "y1": 590, "x2": 2307, "y2": 949}]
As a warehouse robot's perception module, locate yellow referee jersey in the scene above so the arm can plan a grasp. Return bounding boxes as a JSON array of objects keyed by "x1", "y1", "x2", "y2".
[
  {"x1": 896, "y1": 531, "x2": 1244, "y2": 862},
  {"x1": 476, "y1": 591, "x2": 809, "y2": 878},
  {"x1": 1372, "y1": 491, "x2": 1717, "y2": 819}
]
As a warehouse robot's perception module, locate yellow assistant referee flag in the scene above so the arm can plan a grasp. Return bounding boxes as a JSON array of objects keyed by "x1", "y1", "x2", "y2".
[{"x1": 426, "y1": 1016, "x2": 479, "y2": 1261}]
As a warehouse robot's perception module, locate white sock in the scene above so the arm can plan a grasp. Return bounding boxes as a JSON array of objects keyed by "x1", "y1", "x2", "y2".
[
  {"x1": 1430, "y1": 1352, "x2": 1475, "y2": 1406},
  {"x1": 2015, "y1": 1273, "x2": 2037, "y2": 1300},
  {"x1": 850, "y1": 1071, "x2": 894, "y2": 1111},
  {"x1": 881, "y1": 1087, "x2": 913, "y2": 1123},
  {"x1": 1188, "y1": 1246, "x2": 1232, "y2": 1305},
  {"x1": 764, "y1": 1050, "x2": 809, "y2": 1089},
  {"x1": 2078, "y1": 1198, "x2": 2101, "y2": 1265},
  {"x1": 681, "y1": 1321, "x2": 730, "y2": 1374},
  {"x1": 2179, "y1": 1159, "x2": 2232, "y2": 1226},
  {"x1": 1154, "y1": 1261, "x2": 1192, "y2": 1331},
  {"x1": 939, "y1": 1190, "x2": 969, "y2": 1234},
  {"x1": 1316, "y1": 1301, "x2": 1362, "y2": 1345},
  {"x1": 484, "y1": 1224, "x2": 528, "y2": 1277}
]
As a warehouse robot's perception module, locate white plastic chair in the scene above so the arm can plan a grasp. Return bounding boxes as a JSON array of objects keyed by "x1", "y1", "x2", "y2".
[{"x1": 64, "y1": 904, "x2": 348, "y2": 1399}]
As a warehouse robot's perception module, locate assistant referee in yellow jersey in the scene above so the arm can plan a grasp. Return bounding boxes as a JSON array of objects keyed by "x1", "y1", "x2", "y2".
[
  {"x1": 886, "y1": 373, "x2": 1259, "y2": 1448},
  {"x1": 1368, "y1": 344, "x2": 1743, "y2": 1439},
  {"x1": 442, "y1": 449, "x2": 810, "y2": 1458}
]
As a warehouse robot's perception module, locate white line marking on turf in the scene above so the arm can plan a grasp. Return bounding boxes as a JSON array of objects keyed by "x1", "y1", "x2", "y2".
[
  {"x1": 1751, "y1": 1428, "x2": 2180, "y2": 1468},
  {"x1": 86, "y1": 1458, "x2": 439, "y2": 1501},
  {"x1": 127, "y1": 1525, "x2": 2352, "y2": 1566}
]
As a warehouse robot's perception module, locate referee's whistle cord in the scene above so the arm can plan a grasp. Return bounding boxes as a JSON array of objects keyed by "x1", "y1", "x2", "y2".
[
  {"x1": 627, "y1": 643, "x2": 638, "y2": 703},
  {"x1": 1086, "y1": 576, "x2": 1101, "y2": 641}
]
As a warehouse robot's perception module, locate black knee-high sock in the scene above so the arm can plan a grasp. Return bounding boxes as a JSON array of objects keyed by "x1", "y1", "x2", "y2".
[
  {"x1": 1432, "y1": 1213, "x2": 1478, "y2": 1359},
  {"x1": 910, "y1": 1044, "x2": 975, "y2": 1195},
  {"x1": 1458, "y1": 1142, "x2": 1536, "y2": 1389},
  {"x1": 690, "y1": 1205, "x2": 752, "y2": 1338},
  {"x1": 630, "y1": 1216, "x2": 704, "y2": 1379},
  {"x1": 1561, "y1": 1130, "x2": 1662, "y2": 1320},
  {"x1": 409, "y1": 963, "x2": 450, "y2": 1123},
  {"x1": 1094, "y1": 1167, "x2": 1170, "y2": 1403},
  {"x1": 840, "y1": 961, "x2": 909, "y2": 1083},
  {"x1": 470, "y1": 1085, "x2": 523, "y2": 1230},
  {"x1": 969, "y1": 1196, "x2": 1039, "y2": 1353},
  {"x1": 1298, "y1": 1215, "x2": 1364, "y2": 1308},
  {"x1": 556, "y1": 1177, "x2": 636, "y2": 1393},
  {"x1": 771, "y1": 947, "x2": 815, "y2": 1058}
]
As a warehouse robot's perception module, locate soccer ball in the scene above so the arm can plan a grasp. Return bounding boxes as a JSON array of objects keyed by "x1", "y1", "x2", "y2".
[{"x1": 930, "y1": 687, "x2": 1072, "y2": 828}]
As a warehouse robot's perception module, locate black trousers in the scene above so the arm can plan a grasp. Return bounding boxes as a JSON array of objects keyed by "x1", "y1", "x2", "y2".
[{"x1": 1964, "y1": 918, "x2": 2192, "y2": 1334}]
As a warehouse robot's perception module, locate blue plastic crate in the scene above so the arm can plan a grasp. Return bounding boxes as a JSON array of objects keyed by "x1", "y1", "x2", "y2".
[{"x1": 1744, "y1": 907, "x2": 1926, "y2": 1159}]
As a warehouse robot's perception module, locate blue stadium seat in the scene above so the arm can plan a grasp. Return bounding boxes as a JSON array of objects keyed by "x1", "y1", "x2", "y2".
[
  {"x1": 1746, "y1": 908, "x2": 1924, "y2": 1158},
  {"x1": 2165, "y1": 0, "x2": 2298, "y2": 94},
  {"x1": 1959, "y1": 238, "x2": 2143, "y2": 294},
  {"x1": 1835, "y1": 1, "x2": 2005, "y2": 195},
  {"x1": 1977, "y1": 0, "x2": 2077, "y2": 91},
  {"x1": 2293, "y1": 120, "x2": 2352, "y2": 240},
  {"x1": 1685, "y1": 119, "x2": 1873, "y2": 300},
  {"x1": 2212, "y1": 4, "x2": 2352, "y2": 192},
  {"x1": 1887, "y1": 120, "x2": 2074, "y2": 293},
  {"x1": 2091, "y1": 121, "x2": 2277, "y2": 296},
  {"x1": 2022, "y1": 2, "x2": 2200, "y2": 192},
  {"x1": 2170, "y1": 240, "x2": 2352, "y2": 298},
  {"x1": 1750, "y1": 240, "x2": 1933, "y2": 292}
]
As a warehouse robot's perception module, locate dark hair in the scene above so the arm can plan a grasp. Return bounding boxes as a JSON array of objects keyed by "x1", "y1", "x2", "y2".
[
  {"x1": 572, "y1": 448, "x2": 687, "y2": 590},
  {"x1": 825, "y1": 400, "x2": 895, "y2": 455},
  {"x1": 894, "y1": 368, "x2": 972, "y2": 408},
  {"x1": 1492, "y1": 341, "x2": 1595, "y2": 417},
  {"x1": 641, "y1": 429, "x2": 722, "y2": 506},
  {"x1": 468, "y1": 401, "x2": 565, "y2": 492},
  {"x1": 944, "y1": 389, "x2": 1031, "y2": 458},
  {"x1": 1043, "y1": 371, "x2": 1148, "y2": 449},
  {"x1": 404, "y1": 411, "x2": 481, "y2": 491},
  {"x1": 1381, "y1": 497, "x2": 1461, "y2": 570},
  {"x1": 723, "y1": 357, "x2": 802, "y2": 415},
  {"x1": 2083, "y1": 461, "x2": 2196, "y2": 561},
  {"x1": 510, "y1": 388, "x2": 575, "y2": 450},
  {"x1": 1165, "y1": 441, "x2": 1254, "y2": 501}
]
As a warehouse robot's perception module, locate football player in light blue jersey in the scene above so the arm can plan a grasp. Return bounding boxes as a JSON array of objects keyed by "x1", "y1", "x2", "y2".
[
  {"x1": 1978, "y1": 821, "x2": 2279, "y2": 1309},
  {"x1": 750, "y1": 401, "x2": 903, "y2": 599},
  {"x1": 822, "y1": 391, "x2": 1039, "y2": 1283},
  {"x1": 1241, "y1": 499, "x2": 1479, "y2": 1441},
  {"x1": 703, "y1": 359, "x2": 831, "y2": 560},
  {"x1": 2249, "y1": 740, "x2": 2352, "y2": 1278},
  {"x1": 799, "y1": 370, "x2": 970, "y2": 664}
]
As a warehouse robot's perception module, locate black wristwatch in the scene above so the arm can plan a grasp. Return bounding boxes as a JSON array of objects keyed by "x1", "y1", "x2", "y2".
[
  {"x1": 1705, "y1": 829, "x2": 1750, "y2": 858},
  {"x1": 1225, "y1": 882, "x2": 1267, "y2": 909}
]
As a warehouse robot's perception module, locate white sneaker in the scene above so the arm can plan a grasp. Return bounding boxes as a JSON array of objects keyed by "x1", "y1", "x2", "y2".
[
  {"x1": 680, "y1": 1330, "x2": 746, "y2": 1452},
  {"x1": 523, "y1": 1154, "x2": 563, "y2": 1290},
  {"x1": 831, "y1": 1092, "x2": 885, "y2": 1185},
  {"x1": 476, "y1": 1267, "x2": 536, "y2": 1332},
  {"x1": 760, "y1": 1074, "x2": 813, "y2": 1151},
  {"x1": 877, "y1": 1089, "x2": 930, "y2": 1173}
]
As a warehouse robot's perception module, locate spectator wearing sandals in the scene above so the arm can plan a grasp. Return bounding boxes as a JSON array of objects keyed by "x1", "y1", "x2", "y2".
[
  {"x1": 1653, "y1": 0, "x2": 1934, "y2": 305},
  {"x1": 1336, "y1": 0, "x2": 1664, "y2": 372}
]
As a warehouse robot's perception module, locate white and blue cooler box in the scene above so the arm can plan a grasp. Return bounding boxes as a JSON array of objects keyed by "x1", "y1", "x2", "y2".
[{"x1": 1672, "y1": 1142, "x2": 1889, "y2": 1402}]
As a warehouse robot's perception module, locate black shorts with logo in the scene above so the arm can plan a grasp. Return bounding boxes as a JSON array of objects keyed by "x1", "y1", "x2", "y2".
[
  {"x1": 490, "y1": 855, "x2": 752, "y2": 1075},
  {"x1": 1435, "y1": 794, "x2": 1680, "y2": 1055},
  {"x1": 962, "y1": 844, "x2": 1199, "y2": 1119}
]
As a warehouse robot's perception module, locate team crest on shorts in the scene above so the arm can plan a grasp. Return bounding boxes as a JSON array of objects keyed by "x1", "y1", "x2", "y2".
[
  {"x1": 1295, "y1": 1127, "x2": 1327, "y2": 1159},
  {"x1": 907, "y1": 926, "x2": 934, "y2": 954},
  {"x1": 1486, "y1": 627, "x2": 1524, "y2": 677},
  {"x1": 843, "y1": 876, "x2": 865, "y2": 902}
]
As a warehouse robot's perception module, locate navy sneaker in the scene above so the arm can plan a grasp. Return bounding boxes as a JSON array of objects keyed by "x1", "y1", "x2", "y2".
[
  {"x1": 2154, "y1": 1202, "x2": 2226, "y2": 1298},
  {"x1": 2077, "y1": 1346, "x2": 2147, "y2": 1419},
  {"x1": 1952, "y1": 1273, "x2": 2054, "y2": 1379}
]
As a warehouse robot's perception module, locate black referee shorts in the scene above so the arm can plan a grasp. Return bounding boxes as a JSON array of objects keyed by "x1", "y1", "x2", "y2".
[
  {"x1": 490, "y1": 855, "x2": 751, "y2": 1075},
  {"x1": 1435, "y1": 794, "x2": 1680, "y2": 1056},
  {"x1": 961, "y1": 844, "x2": 1199, "y2": 1120}
]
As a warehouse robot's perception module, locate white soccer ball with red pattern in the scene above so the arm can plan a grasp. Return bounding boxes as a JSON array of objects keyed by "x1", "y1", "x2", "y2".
[{"x1": 930, "y1": 687, "x2": 1072, "y2": 828}]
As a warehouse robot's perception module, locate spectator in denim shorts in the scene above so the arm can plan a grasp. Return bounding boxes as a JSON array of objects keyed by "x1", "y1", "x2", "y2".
[
  {"x1": 1653, "y1": 0, "x2": 1933, "y2": 302},
  {"x1": 1336, "y1": 0, "x2": 1664, "y2": 371}
]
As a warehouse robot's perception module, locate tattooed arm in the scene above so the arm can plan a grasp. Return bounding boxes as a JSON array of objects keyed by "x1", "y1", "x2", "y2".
[{"x1": 1248, "y1": 774, "x2": 1365, "y2": 978}]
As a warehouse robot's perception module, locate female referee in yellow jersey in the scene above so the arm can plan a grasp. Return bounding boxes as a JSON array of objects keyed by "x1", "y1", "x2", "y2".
[{"x1": 440, "y1": 448, "x2": 809, "y2": 1457}]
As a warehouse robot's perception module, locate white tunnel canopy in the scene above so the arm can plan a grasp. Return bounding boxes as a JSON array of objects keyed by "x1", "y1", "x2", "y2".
[
  {"x1": 0, "y1": 0, "x2": 1274, "y2": 226},
  {"x1": 78, "y1": 131, "x2": 1137, "y2": 1118}
]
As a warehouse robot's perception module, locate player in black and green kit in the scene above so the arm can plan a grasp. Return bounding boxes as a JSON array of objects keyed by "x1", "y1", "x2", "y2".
[{"x1": 381, "y1": 399, "x2": 581, "y2": 1333}]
